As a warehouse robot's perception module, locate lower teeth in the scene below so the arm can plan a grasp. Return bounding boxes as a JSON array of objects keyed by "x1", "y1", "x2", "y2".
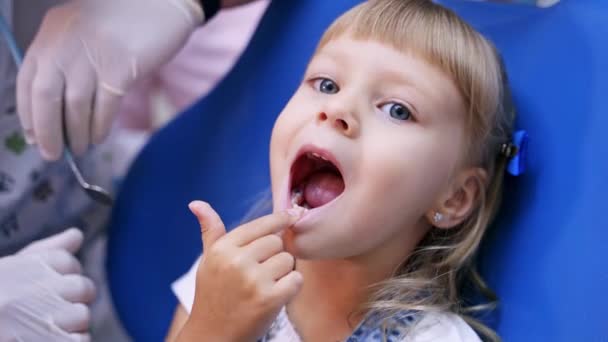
[
  {"x1": 291, "y1": 189, "x2": 302, "y2": 206},
  {"x1": 291, "y1": 188, "x2": 309, "y2": 211}
]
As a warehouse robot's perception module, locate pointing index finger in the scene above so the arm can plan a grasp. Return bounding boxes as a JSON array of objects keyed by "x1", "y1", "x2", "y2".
[{"x1": 229, "y1": 210, "x2": 302, "y2": 247}]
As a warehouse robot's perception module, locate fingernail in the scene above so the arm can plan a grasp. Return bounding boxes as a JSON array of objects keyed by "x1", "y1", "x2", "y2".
[
  {"x1": 287, "y1": 207, "x2": 305, "y2": 219},
  {"x1": 39, "y1": 148, "x2": 55, "y2": 161},
  {"x1": 189, "y1": 200, "x2": 208, "y2": 213},
  {"x1": 293, "y1": 271, "x2": 304, "y2": 286},
  {"x1": 188, "y1": 201, "x2": 200, "y2": 212},
  {"x1": 23, "y1": 130, "x2": 35, "y2": 144}
]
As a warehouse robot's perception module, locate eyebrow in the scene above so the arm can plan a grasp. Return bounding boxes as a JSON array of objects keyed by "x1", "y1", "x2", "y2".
[
  {"x1": 376, "y1": 68, "x2": 433, "y2": 115},
  {"x1": 313, "y1": 46, "x2": 439, "y2": 118},
  {"x1": 325, "y1": 45, "x2": 432, "y2": 89},
  {"x1": 308, "y1": 51, "x2": 345, "y2": 72}
]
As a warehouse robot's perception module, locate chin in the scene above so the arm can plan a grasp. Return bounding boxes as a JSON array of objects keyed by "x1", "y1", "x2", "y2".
[
  {"x1": 282, "y1": 226, "x2": 355, "y2": 260},
  {"x1": 282, "y1": 228, "x2": 317, "y2": 259}
]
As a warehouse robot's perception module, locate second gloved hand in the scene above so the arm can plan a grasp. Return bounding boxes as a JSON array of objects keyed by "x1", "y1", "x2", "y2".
[
  {"x1": 17, "y1": 0, "x2": 203, "y2": 160},
  {"x1": 0, "y1": 228, "x2": 96, "y2": 342}
]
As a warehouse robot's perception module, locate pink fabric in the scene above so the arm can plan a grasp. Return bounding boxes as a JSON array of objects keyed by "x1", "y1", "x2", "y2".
[{"x1": 118, "y1": 0, "x2": 269, "y2": 130}]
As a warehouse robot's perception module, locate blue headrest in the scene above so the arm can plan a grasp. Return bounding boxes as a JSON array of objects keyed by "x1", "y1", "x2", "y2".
[{"x1": 107, "y1": 1, "x2": 608, "y2": 341}]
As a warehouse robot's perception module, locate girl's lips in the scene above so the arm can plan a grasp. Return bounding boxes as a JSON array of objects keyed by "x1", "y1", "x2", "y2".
[{"x1": 282, "y1": 143, "x2": 346, "y2": 232}]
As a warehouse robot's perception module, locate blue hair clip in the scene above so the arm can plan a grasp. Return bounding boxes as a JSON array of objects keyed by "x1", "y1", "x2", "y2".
[{"x1": 501, "y1": 130, "x2": 528, "y2": 176}]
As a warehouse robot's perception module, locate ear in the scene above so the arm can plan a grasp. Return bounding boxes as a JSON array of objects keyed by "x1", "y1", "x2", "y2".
[{"x1": 426, "y1": 167, "x2": 488, "y2": 229}]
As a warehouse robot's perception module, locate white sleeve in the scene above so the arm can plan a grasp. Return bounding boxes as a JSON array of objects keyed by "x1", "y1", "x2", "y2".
[
  {"x1": 171, "y1": 257, "x2": 201, "y2": 314},
  {"x1": 405, "y1": 312, "x2": 482, "y2": 342}
]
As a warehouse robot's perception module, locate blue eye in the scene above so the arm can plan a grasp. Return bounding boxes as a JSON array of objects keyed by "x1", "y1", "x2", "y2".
[
  {"x1": 380, "y1": 102, "x2": 412, "y2": 121},
  {"x1": 313, "y1": 78, "x2": 339, "y2": 94}
]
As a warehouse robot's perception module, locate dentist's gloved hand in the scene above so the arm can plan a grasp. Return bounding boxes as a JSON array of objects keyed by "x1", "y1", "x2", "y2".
[
  {"x1": 17, "y1": 0, "x2": 203, "y2": 160},
  {"x1": 0, "y1": 228, "x2": 96, "y2": 342}
]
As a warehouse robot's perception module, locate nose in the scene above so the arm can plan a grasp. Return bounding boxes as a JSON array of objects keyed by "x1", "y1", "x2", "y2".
[{"x1": 316, "y1": 107, "x2": 359, "y2": 138}]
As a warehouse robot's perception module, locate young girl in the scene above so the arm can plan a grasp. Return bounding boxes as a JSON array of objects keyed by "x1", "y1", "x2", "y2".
[{"x1": 167, "y1": 0, "x2": 516, "y2": 341}]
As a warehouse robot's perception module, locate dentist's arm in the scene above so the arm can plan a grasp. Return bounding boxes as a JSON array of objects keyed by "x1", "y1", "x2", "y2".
[{"x1": 17, "y1": 0, "x2": 260, "y2": 161}]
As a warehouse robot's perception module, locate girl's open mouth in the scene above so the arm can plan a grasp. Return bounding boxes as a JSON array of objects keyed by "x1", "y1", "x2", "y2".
[{"x1": 289, "y1": 145, "x2": 345, "y2": 211}]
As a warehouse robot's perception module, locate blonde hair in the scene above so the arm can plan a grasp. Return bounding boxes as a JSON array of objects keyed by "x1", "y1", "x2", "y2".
[{"x1": 315, "y1": 1, "x2": 516, "y2": 340}]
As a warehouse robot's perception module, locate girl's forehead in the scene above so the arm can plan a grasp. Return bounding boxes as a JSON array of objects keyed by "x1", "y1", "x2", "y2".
[{"x1": 314, "y1": 35, "x2": 432, "y2": 69}]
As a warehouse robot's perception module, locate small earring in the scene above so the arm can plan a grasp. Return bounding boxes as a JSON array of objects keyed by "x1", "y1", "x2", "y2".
[{"x1": 433, "y1": 212, "x2": 444, "y2": 223}]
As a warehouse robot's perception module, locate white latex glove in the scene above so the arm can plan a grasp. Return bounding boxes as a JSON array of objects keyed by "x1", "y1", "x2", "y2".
[
  {"x1": 17, "y1": 0, "x2": 203, "y2": 160},
  {"x1": 0, "y1": 228, "x2": 96, "y2": 342}
]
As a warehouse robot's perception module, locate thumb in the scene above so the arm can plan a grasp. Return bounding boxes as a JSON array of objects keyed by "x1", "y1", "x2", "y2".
[
  {"x1": 188, "y1": 201, "x2": 226, "y2": 250},
  {"x1": 18, "y1": 228, "x2": 84, "y2": 255}
]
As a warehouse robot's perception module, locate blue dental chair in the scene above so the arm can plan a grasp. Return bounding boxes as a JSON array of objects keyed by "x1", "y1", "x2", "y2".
[{"x1": 107, "y1": 1, "x2": 608, "y2": 341}]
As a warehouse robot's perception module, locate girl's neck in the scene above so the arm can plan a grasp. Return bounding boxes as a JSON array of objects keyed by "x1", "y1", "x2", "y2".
[
  {"x1": 286, "y1": 260, "x2": 368, "y2": 341},
  {"x1": 287, "y1": 244, "x2": 413, "y2": 341}
]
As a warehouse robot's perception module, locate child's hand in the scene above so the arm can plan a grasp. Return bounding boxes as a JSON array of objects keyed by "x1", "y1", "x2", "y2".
[{"x1": 180, "y1": 201, "x2": 303, "y2": 342}]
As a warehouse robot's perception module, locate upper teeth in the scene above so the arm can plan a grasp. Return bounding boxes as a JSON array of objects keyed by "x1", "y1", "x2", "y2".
[{"x1": 309, "y1": 152, "x2": 328, "y2": 161}]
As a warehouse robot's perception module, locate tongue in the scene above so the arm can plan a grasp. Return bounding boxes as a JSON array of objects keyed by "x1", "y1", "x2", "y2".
[{"x1": 303, "y1": 171, "x2": 344, "y2": 208}]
